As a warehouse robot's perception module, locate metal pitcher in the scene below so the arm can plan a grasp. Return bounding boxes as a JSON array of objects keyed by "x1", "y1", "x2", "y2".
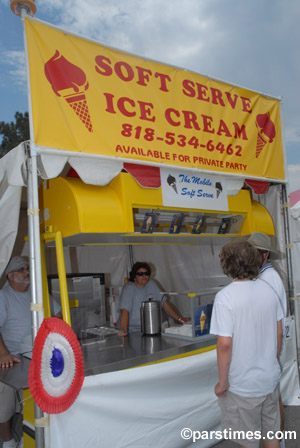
[{"x1": 140, "y1": 299, "x2": 161, "y2": 336}]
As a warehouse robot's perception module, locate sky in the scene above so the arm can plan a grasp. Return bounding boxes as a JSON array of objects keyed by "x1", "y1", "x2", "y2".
[{"x1": 0, "y1": 0, "x2": 300, "y2": 191}]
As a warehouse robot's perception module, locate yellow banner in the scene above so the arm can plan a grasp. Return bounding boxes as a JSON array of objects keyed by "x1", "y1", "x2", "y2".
[{"x1": 25, "y1": 18, "x2": 285, "y2": 180}]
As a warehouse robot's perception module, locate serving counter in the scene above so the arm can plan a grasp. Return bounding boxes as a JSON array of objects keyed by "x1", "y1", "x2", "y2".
[
  {"x1": 0, "y1": 330, "x2": 220, "y2": 447},
  {"x1": 0, "y1": 331, "x2": 217, "y2": 389},
  {"x1": 1, "y1": 321, "x2": 299, "y2": 448},
  {"x1": 82, "y1": 331, "x2": 217, "y2": 375}
]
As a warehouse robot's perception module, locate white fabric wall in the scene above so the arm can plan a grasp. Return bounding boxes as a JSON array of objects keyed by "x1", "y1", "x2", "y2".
[
  {"x1": 132, "y1": 245, "x2": 226, "y2": 292},
  {"x1": 131, "y1": 244, "x2": 229, "y2": 315},
  {"x1": 74, "y1": 245, "x2": 130, "y2": 286},
  {"x1": 0, "y1": 145, "x2": 26, "y2": 277},
  {"x1": 280, "y1": 316, "x2": 300, "y2": 405},
  {"x1": 0, "y1": 184, "x2": 22, "y2": 277},
  {"x1": 289, "y1": 198, "x2": 300, "y2": 343},
  {"x1": 50, "y1": 349, "x2": 221, "y2": 448}
]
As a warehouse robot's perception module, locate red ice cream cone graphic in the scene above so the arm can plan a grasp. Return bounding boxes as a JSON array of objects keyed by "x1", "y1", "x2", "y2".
[
  {"x1": 44, "y1": 50, "x2": 93, "y2": 132},
  {"x1": 64, "y1": 93, "x2": 92, "y2": 132},
  {"x1": 255, "y1": 112, "x2": 275, "y2": 158},
  {"x1": 256, "y1": 132, "x2": 267, "y2": 158}
]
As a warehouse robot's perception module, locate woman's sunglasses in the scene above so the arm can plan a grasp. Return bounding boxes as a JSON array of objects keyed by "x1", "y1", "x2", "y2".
[{"x1": 136, "y1": 271, "x2": 150, "y2": 277}]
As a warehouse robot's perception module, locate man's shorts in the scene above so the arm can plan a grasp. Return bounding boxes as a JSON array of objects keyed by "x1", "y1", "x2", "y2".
[
  {"x1": 218, "y1": 386, "x2": 280, "y2": 448},
  {"x1": 0, "y1": 382, "x2": 17, "y2": 422}
]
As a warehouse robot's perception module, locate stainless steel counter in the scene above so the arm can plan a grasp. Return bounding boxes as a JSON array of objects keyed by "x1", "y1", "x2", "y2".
[
  {"x1": 0, "y1": 332, "x2": 217, "y2": 389},
  {"x1": 82, "y1": 331, "x2": 216, "y2": 376},
  {"x1": 0, "y1": 356, "x2": 30, "y2": 390}
]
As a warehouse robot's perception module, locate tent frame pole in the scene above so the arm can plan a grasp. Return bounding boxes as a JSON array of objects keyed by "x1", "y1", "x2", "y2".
[
  {"x1": 27, "y1": 147, "x2": 46, "y2": 448},
  {"x1": 282, "y1": 185, "x2": 298, "y2": 334}
]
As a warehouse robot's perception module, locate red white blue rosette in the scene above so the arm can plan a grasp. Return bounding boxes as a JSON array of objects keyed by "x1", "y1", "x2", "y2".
[{"x1": 28, "y1": 317, "x2": 84, "y2": 414}]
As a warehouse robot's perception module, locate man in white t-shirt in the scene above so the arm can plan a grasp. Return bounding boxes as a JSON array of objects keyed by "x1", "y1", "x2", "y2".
[{"x1": 210, "y1": 240, "x2": 283, "y2": 448}]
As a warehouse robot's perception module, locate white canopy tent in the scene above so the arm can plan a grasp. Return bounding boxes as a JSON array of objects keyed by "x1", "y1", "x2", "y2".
[{"x1": 0, "y1": 144, "x2": 300, "y2": 448}]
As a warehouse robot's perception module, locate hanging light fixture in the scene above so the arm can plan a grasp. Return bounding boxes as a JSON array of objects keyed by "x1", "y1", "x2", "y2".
[{"x1": 10, "y1": 0, "x2": 37, "y2": 16}]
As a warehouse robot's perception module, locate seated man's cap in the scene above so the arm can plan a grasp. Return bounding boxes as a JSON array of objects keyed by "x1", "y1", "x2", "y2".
[
  {"x1": 5, "y1": 256, "x2": 29, "y2": 276},
  {"x1": 247, "y1": 232, "x2": 279, "y2": 260}
]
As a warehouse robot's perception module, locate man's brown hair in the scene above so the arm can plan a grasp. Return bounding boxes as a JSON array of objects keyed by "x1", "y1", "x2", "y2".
[{"x1": 220, "y1": 240, "x2": 261, "y2": 280}]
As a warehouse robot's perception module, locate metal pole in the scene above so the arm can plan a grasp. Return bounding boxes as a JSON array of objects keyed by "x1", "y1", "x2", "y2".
[
  {"x1": 128, "y1": 245, "x2": 134, "y2": 270},
  {"x1": 282, "y1": 184, "x2": 295, "y2": 314},
  {"x1": 27, "y1": 148, "x2": 45, "y2": 448}
]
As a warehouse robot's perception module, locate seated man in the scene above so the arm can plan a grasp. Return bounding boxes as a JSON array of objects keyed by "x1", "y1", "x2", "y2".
[{"x1": 0, "y1": 256, "x2": 61, "y2": 448}]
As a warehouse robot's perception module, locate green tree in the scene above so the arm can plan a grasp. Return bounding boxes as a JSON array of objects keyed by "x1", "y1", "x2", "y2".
[{"x1": 0, "y1": 111, "x2": 30, "y2": 157}]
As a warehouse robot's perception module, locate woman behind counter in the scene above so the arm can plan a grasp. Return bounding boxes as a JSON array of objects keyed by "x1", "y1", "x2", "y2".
[{"x1": 119, "y1": 262, "x2": 185, "y2": 335}]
